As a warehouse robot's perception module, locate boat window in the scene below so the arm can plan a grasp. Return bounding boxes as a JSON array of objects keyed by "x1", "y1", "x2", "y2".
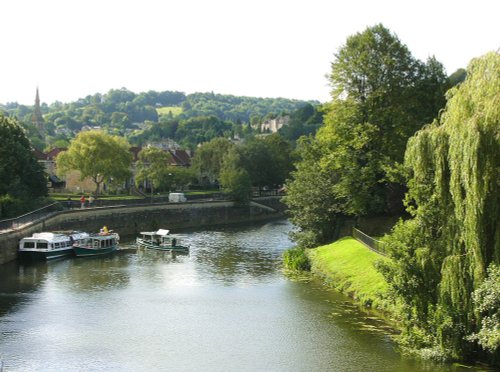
[
  {"x1": 23, "y1": 242, "x2": 35, "y2": 248},
  {"x1": 37, "y1": 242, "x2": 48, "y2": 249},
  {"x1": 94, "y1": 240, "x2": 99, "y2": 248}
]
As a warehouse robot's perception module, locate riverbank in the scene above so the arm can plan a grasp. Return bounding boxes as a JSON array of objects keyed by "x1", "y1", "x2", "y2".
[
  {"x1": 306, "y1": 237, "x2": 395, "y2": 314},
  {"x1": 0, "y1": 197, "x2": 285, "y2": 264}
]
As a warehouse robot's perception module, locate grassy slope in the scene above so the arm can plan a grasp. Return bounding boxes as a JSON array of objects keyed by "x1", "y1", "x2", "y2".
[
  {"x1": 307, "y1": 237, "x2": 394, "y2": 313},
  {"x1": 156, "y1": 106, "x2": 183, "y2": 116}
]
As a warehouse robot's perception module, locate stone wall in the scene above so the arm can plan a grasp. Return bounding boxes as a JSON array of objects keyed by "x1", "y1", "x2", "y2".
[{"x1": 0, "y1": 199, "x2": 284, "y2": 264}]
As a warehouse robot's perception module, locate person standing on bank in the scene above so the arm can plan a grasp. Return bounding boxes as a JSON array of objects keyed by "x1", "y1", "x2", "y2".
[
  {"x1": 88, "y1": 195, "x2": 94, "y2": 207},
  {"x1": 80, "y1": 195, "x2": 86, "y2": 209}
]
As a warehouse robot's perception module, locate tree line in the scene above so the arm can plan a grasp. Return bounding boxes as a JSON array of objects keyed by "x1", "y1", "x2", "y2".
[
  {"x1": 0, "y1": 89, "x2": 318, "y2": 151},
  {"x1": 283, "y1": 24, "x2": 498, "y2": 364}
]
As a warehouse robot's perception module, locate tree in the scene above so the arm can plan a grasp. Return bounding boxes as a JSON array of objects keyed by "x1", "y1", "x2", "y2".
[
  {"x1": 279, "y1": 103, "x2": 323, "y2": 142},
  {"x1": 381, "y1": 52, "x2": 500, "y2": 361},
  {"x1": 285, "y1": 24, "x2": 448, "y2": 246},
  {"x1": 135, "y1": 147, "x2": 173, "y2": 195},
  {"x1": 0, "y1": 114, "x2": 47, "y2": 217},
  {"x1": 191, "y1": 137, "x2": 234, "y2": 185},
  {"x1": 329, "y1": 23, "x2": 445, "y2": 164},
  {"x1": 57, "y1": 130, "x2": 132, "y2": 196},
  {"x1": 467, "y1": 264, "x2": 500, "y2": 353},
  {"x1": 219, "y1": 148, "x2": 251, "y2": 205},
  {"x1": 283, "y1": 136, "x2": 342, "y2": 248},
  {"x1": 237, "y1": 135, "x2": 295, "y2": 189}
]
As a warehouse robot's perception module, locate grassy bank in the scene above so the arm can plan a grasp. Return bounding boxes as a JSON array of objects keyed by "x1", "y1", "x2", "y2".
[{"x1": 307, "y1": 237, "x2": 394, "y2": 313}]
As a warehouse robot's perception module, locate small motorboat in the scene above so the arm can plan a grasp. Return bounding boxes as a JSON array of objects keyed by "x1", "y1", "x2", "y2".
[{"x1": 136, "y1": 229, "x2": 189, "y2": 253}]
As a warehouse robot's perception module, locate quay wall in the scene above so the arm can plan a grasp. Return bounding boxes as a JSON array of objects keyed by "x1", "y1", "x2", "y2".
[{"x1": 0, "y1": 199, "x2": 284, "y2": 264}]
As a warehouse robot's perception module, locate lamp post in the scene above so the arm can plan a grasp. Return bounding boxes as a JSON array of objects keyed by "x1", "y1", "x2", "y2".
[{"x1": 168, "y1": 173, "x2": 173, "y2": 193}]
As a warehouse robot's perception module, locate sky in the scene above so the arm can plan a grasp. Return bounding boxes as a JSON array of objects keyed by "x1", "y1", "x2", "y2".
[{"x1": 1, "y1": 0, "x2": 499, "y2": 105}]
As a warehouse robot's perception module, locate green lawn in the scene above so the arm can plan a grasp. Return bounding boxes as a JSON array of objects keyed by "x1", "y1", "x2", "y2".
[
  {"x1": 307, "y1": 237, "x2": 393, "y2": 312},
  {"x1": 156, "y1": 106, "x2": 183, "y2": 116}
]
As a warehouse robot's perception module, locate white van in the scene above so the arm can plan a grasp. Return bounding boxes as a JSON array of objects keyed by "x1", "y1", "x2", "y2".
[{"x1": 168, "y1": 192, "x2": 187, "y2": 203}]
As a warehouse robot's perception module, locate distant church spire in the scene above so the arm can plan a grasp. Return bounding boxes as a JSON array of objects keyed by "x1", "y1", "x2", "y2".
[{"x1": 31, "y1": 87, "x2": 45, "y2": 134}]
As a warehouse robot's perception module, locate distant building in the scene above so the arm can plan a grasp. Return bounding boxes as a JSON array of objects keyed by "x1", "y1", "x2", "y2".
[
  {"x1": 146, "y1": 139, "x2": 181, "y2": 151},
  {"x1": 259, "y1": 116, "x2": 290, "y2": 134},
  {"x1": 31, "y1": 87, "x2": 45, "y2": 135}
]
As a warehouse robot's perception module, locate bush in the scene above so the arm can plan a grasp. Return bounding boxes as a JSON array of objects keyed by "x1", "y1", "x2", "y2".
[{"x1": 283, "y1": 247, "x2": 311, "y2": 271}]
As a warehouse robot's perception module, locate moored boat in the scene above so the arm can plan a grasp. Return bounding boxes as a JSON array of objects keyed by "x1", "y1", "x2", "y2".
[
  {"x1": 18, "y1": 231, "x2": 89, "y2": 261},
  {"x1": 73, "y1": 230, "x2": 119, "y2": 257},
  {"x1": 136, "y1": 229, "x2": 189, "y2": 253}
]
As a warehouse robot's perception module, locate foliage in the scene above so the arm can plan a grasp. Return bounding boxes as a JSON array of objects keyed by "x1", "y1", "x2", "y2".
[
  {"x1": 285, "y1": 24, "x2": 448, "y2": 247},
  {"x1": 448, "y1": 68, "x2": 467, "y2": 87},
  {"x1": 466, "y1": 264, "x2": 500, "y2": 353},
  {"x1": 56, "y1": 130, "x2": 132, "y2": 196},
  {"x1": 278, "y1": 103, "x2": 324, "y2": 143},
  {"x1": 2, "y1": 88, "x2": 316, "y2": 151},
  {"x1": 283, "y1": 136, "x2": 342, "y2": 248},
  {"x1": 238, "y1": 135, "x2": 295, "y2": 188},
  {"x1": 381, "y1": 52, "x2": 500, "y2": 362},
  {"x1": 174, "y1": 116, "x2": 232, "y2": 150},
  {"x1": 180, "y1": 92, "x2": 318, "y2": 124},
  {"x1": 0, "y1": 114, "x2": 47, "y2": 217},
  {"x1": 191, "y1": 137, "x2": 234, "y2": 185},
  {"x1": 135, "y1": 147, "x2": 174, "y2": 193},
  {"x1": 283, "y1": 247, "x2": 311, "y2": 271},
  {"x1": 219, "y1": 148, "x2": 251, "y2": 205}
]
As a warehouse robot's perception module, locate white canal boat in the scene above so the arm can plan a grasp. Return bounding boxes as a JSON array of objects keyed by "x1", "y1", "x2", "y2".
[{"x1": 18, "y1": 231, "x2": 89, "y2": 261}]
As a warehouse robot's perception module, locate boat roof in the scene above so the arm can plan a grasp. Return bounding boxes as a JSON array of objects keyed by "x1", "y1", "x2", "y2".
[
  {"x1": 88, "y1": 232, "x2": 118, "y2": 239},
  {"x1": 140, "y1": 229, "x2": 170, "y2": 236}
]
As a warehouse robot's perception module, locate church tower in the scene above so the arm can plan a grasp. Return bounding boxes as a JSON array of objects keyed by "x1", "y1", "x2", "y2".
[{"x1": 31, "y1": 87, "x2": 45, "y2": 134}]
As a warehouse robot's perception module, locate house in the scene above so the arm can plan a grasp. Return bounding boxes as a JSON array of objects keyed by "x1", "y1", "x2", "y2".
[
  {"x1": 34, "y1": 144, "x2": 192, "y2": 194},
  {"x1": 259, "y1": 116, "x2": 290, "y2": 134}
]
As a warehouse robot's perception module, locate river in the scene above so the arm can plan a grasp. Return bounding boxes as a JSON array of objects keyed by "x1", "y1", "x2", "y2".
[{"x1": 0, "y1": 220, "x2": 462, "y2": 371}]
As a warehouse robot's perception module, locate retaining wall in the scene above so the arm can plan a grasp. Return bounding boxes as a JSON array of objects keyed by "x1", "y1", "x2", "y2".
[{"x1": 0, "y1": 199, "x2": 284, "y2": 264}]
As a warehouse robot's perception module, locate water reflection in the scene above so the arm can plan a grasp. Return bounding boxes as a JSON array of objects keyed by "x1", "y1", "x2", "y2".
[
  {"x1": 57, "y1": 254, "x2": 132, "y2": 292},
  {"x1": 191, "y1": 221, "x2": 291, "y2": 285},
  {"x1": 0, "y1": 260, "x2": 57, "y2": 317},
  {"x1": 0, "y1": 220, "x2": 466, "y2": 371}
]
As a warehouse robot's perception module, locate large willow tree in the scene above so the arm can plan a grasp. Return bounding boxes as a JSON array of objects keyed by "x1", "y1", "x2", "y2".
[{"x1": 382, "y1": 52, "x2": 500, "y2": 362}]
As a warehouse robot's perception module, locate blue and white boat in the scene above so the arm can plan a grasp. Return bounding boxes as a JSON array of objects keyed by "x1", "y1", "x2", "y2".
[{"x1": 18, "y1": 231, "x2": 89, "y2": 261}]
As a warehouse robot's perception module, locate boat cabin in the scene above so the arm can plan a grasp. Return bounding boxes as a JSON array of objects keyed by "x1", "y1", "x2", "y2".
[
  {"x1": 77, "y1": 233, "x2": 118, "y2": 249},
  {"x1": 139, "y1": 229, "x2": 182, "y2": 246},
  {"x1": 19, "y1": 232, "x2": 88, "y2": 252}
]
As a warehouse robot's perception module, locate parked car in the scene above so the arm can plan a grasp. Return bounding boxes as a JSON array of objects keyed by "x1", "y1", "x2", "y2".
[{"x1": 168, "y1": 192, "x2": 187, "y2": 203}]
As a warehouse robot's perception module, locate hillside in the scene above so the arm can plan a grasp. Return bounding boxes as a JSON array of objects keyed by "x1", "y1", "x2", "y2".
[{"x1": 0, "y1": 88, "x2": 319, "y2": 150}]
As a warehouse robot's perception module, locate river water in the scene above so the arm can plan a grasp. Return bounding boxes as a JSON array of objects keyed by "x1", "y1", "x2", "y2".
[{"x1": 0, "y1": 220, "x2": 462, "y2": 371}]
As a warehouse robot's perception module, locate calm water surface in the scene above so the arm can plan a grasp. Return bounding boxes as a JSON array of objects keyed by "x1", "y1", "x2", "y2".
[{"x1": 0, "y1": 220, "x2": 463, "y2": 371}]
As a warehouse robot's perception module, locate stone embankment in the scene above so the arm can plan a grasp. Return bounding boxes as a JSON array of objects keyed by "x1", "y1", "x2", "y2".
[{"x1": 0, "y1": 197, "x2": 284, "y2": 264}]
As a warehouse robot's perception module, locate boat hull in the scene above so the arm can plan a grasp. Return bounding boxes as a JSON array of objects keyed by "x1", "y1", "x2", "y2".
[
  {"x1": 136, "y1": 238, "x2": 189, "y2": 253},
  {"x1": 73, "y1": 246, "x2": 117, "y2": 257},
  {"x1": 18, "y1": 248, "x2": 74, "y2": 261}
]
